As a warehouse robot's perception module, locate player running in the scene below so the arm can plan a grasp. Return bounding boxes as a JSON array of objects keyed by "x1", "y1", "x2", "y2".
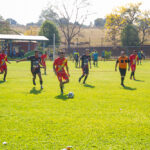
[
  {"x1": 53, "y1": 50, "x2": 70, "y2": 95},
  {"x1": 41, "y1": 51, "x2": 47, "y2": 75},
  {"x1": 115, "y1": 51, "x2": 130, "y2": 87},
  {"x1": 16, "y1": 50, "x2": 44, "y2": 89},
  {"x1": 93, "y1": 50, "x2": 98, "y2": 67},
  {"x1": 79, "y1": 49, "x2": 91, "y2": 84},
  {"x1": 129, "y1": 50, "x2": 139, "y2": 80},
  {"x1": 0, "y1": 50, "x2": 11, "y2": 81}
]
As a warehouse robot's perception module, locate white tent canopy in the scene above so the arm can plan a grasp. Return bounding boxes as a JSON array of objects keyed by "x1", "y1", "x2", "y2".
[{"x1": 0, "y1": 34, "x2": 49, "y2": 41}]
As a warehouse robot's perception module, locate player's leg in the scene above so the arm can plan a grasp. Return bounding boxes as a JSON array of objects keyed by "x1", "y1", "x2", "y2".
[
  {"x1": 75, "y1": 60, "x2": 77, "y2": 68},
  {"x1": 57, "y1": 73, "x2": 64, "y2": 94},
  {"x1": 37, "y1": 72, "x2": 43, "y2": 89},
  {"x1": 59, "y1": 79, "x2": 64, "y2": 95},
  {"x1": 96, "y1": 60, "x2": 98, "y2": 67},
  {"x1": 132, "y1": 65, "x2": 136, "y2": 80},
  {"x1": 61, "y1": 72, "x2": 69, "y2": 93},
  {"x1": 130, "y1": 65, "x2": 134, "y2": 79},
  {"x1": 44, "y1": 65, "x2": 46, "y2": 75},
  {"x1": 76, "y1": 59, "x2": 79, "y2": 68},
  {"x1": 79, "y1": 68, "x2": 85, "y2": 82},
  {"x1": 3, "y1": 69, "x2": 7, "y2": 81},
  {"x1": 119, "y1": 68, "x2": 126, "y2": 86},
  {"x1": 62, "y1": 74, "x2": 69, "y2": 85},
  {"x1": 83, "y1": 68, "x2": 89, "y2": 84},
  {"x1": 32, "y1": 70, "x2": 36, "y2": 85}
]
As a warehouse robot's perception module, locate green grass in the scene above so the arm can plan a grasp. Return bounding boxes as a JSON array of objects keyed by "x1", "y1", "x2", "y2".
[{"x1": 0, "y1": 60, "x2": 150, "y2": 150}]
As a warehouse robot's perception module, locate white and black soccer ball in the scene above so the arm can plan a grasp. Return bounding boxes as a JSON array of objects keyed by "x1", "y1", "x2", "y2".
[{"x1": 68, "y1": 92, "x2": 74, "y2": 98}]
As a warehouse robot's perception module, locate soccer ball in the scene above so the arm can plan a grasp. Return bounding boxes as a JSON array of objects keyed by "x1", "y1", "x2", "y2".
[{"x1": 68, "y1": 92, "x2": 74, "y2": 98}]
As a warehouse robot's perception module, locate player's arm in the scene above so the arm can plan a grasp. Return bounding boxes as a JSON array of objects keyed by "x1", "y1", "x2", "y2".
[
  {"x1": 39, "y1": 58, "x2": 44, "y2": 67},
  {"x1": 66, "y1": 65, "x2": 70, "y2": 77},
  {"x1": 65, "y1": 60, "x2": 70, "y2": 76},
  {"x1": 53, "y1": 62, "x2": 57, "y2": 75},
  {"x1": 115, "y1": 59, "x2": 119, "y2": 71},
  {"x1": 7, "y1": 60, "x2": 11, "y2": 64},
  {"x1": 6, "y1": 57, "x2": 11, "y2": 64},
  {"x1": 16, "y1": 58, "x2": 27, "y2": 63}
]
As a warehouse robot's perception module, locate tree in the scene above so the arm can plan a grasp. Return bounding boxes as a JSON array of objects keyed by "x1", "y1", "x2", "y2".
[
  {"x1": 105, "y1": 2, "x2": 143, "y2": 46},
  {"x1": 39, "y1": 20, "x2": 60, "y2": 46},
  {"x1": 39, "y1": 6, "x2": 58, "y2": 24},
  {"x1": 94, "y1": 18, "x2": 106, "y2": 27},
  {"x1": 137, "y1": 11, "x2": 150, "y2": 46},
  {"x1": 105, "y1": 13, "x2": 126, "y2": 46},
  {"x1": 40, "y1": 0, "x2": 90, "y2": 51},
  {"x1": 121, "y1": 24, "x2": 140, "y2": 47},
  {"x1": 118, "y1": 2, "x2": 142, "y2": 24}
]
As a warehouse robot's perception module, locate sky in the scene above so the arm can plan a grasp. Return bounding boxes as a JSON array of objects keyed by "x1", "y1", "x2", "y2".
[{"x1": 0, "y1": 0, "x2": 150, "y2": 25}]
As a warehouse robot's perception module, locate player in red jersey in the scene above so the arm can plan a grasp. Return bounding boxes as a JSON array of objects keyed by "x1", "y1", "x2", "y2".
[
  {"x1": 0, "y1": 50, "x2": 11, "y2": 81},
  {"x1": 41, "y1": 51, "x2": 47, "y2": 75},
  {"x1": 129, "y1": 50, "x2": 139, "y2": 80},
  {"x1": 53, "y1": 50, "x2": 70, "y2": 94}
]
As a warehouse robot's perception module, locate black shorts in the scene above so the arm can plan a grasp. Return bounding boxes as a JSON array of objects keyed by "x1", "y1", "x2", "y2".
[
  {"x1": 82, "y1": 67, "x2": 89, "y2": 75},
  {"x1": 119, "y1": 68, "x2": 126, "y2": 77},
  {"x1": 94, "y1": 59, "x2": 98, "y2": 62},
  {"x1": 31, "y1": 67, "x2": 41, "y2": 75}
]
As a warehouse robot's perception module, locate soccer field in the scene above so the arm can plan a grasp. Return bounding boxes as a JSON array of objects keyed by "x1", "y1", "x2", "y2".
[{"x1": 0, "y1": 61, "x2": 150, "y2": 150}]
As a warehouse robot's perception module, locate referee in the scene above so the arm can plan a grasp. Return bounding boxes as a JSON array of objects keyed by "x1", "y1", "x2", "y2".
[{"x1": 115, "y1": 51, "x2": 130, "y2": 87}]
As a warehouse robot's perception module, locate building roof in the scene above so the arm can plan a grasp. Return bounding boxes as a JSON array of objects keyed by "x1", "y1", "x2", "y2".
[{"x1": 0, "y1": 34, "x2": 49, "y2": 41}]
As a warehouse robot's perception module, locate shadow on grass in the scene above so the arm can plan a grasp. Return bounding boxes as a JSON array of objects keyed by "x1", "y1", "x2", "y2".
[
  {"x1": 134, "y1": 79, "x2": 145, "y2": 82},
  {"x1": 55, "y1": 94, "x2": 68, "y2": 100},
  {"x1": 84, "y1": 84, "x2": 95, "y2": 88},
  {"x1": 30, "y1": 87, "x2": 42, "y2": 95},
  {"x1": 0, "y1": 80, "x2": 5, "y2": 84},
  {"x1": 123, "y1": 86, "x2": 136, "y2": 90}
]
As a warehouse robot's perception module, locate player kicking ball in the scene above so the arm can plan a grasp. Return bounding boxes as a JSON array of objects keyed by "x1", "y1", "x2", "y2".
[
  {"x1": 129, "y1": 50, "x2": 139, "y2": 80},
  {"x1": 16, "y1": 50, "x2": 44, "y2": 89},
  {"x1": 115, "y1": 51, "x2": 130, "y2": 87},
  {"x1": 53, "y1": 50, "x2": 70, "y2": 95},
  {"x1": 79, "y1": 49, "x2": 91, "y2": 84},
  {"x1": 0, "y1": 49, "x2": 11, "y2": 81}
]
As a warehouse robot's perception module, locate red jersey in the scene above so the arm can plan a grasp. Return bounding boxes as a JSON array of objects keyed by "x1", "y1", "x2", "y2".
[
  {"x1": 129, "y1": 54, "x2": 139, "y2": 65},
  {"x1": 54, "y1": 57, "x2": 67, "y2": 73},
  {"x1": 0, "y1": 53, "x2": 7, "y2": 66},
  {"x1": 41, "y1": 54, "x2": 47, "y2": 64}
]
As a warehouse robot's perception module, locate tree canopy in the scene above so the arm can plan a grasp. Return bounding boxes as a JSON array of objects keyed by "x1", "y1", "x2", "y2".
[{"x1": 39, "y1": 20, "x2": 60, "y2": 47}]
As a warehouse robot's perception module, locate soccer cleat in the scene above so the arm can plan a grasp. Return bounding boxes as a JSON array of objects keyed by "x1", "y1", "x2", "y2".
[
  {"x1": 83, "y1": 81, "x2": 85, "y2": 84},
  {"x1": 41, "y1": 85, "x2": 43, "y2": 89}
]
